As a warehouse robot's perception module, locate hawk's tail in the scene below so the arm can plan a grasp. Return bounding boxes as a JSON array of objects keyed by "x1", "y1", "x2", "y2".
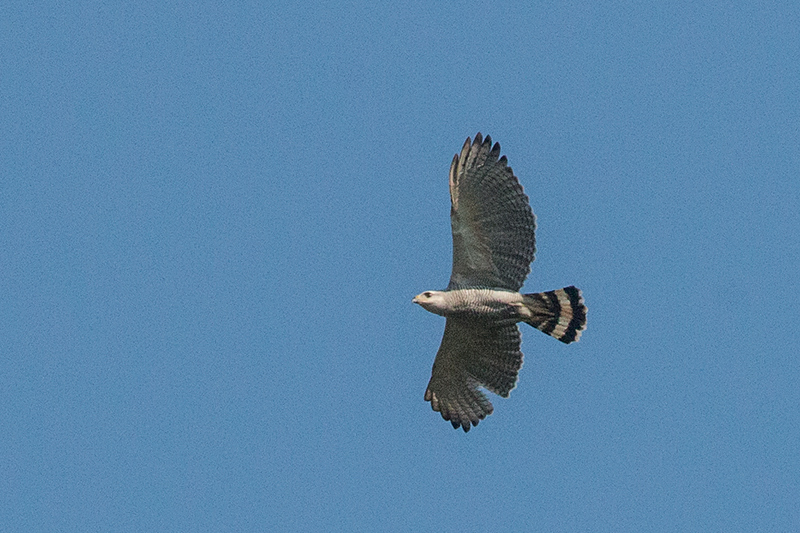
[{"x1": 522, "y1": 286, "x2": 587, "y2": 344}]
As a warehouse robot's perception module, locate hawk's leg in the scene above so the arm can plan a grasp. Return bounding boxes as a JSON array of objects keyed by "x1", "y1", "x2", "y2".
[{"x1": 493, "y1": 302, "x2": 531, "y2": 326}]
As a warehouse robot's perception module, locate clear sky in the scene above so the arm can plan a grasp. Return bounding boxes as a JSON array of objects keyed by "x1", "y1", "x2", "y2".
[{"x1": 2, "y1": 2, "x2": 798, "y2": 531}]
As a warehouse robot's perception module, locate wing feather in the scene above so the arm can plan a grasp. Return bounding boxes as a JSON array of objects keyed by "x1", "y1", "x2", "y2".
[
  {"x1": 424, "y1": 318, "x2": 523, "y2": 432},
  {"x1": 447, "y1": 133, "x2": 536, "y2": 291}
]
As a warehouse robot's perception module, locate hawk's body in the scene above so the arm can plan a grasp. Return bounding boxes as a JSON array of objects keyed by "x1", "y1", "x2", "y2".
[{"x1": 413, "y1": 134, "x2": 587, "y2": 432}]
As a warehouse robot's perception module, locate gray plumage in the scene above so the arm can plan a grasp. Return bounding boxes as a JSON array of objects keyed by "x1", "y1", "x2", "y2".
[
  {"x1": 447, "y1": 135, "x2": 536, "y2": 291},
  {"x1": 414, "y1": 134, "x2": 587, "y2": 432}
]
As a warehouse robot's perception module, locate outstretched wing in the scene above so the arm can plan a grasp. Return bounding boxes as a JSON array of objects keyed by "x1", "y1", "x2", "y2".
[
  {"x1": 447, "y1": 133, "x2": 536, "y2": 291},
  {"x1": 424, "y1": 318, "x2": 524, "y2": 432}
]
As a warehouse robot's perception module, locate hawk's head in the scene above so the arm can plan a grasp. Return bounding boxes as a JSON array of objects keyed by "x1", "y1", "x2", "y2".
[{"x1": 412, "y1": 291, "x2": 448, "y2": 316}]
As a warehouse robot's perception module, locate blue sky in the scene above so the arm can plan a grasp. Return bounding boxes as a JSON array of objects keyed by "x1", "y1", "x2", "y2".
[{"x1": 2, "y1": 2, "x2": 798, "y2": 531}]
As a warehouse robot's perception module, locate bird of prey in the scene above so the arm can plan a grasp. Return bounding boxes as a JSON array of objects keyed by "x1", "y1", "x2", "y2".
[{"x1": 413, "y1": 133, "x2": 587, "y2": 432}]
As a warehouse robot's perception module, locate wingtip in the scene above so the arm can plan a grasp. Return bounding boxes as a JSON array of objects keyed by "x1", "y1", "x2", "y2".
[
  {"x1": 472, "y1": 132, "x2": 503, "y2": 163},
  {"x1": 461, "y1": 135, "x2": 472, "y2": 154}
]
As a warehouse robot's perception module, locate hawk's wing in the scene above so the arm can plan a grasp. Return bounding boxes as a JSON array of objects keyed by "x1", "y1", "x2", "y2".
[
  {"x1": 424, "y1": 319, "x2": 524, "y2": 432},
  {"x1": 447, "y1": 133, "x2": 536, "y2": 291}
]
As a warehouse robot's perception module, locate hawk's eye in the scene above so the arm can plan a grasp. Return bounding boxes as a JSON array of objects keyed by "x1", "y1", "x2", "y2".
[{"x1": 424, "y1": 292, "x2": 432, "y2": 298}]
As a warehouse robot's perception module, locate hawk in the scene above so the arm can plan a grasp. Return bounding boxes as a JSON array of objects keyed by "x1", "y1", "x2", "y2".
[{"x1": 413, "y1": 133, "x2": 587, "y2": 432}]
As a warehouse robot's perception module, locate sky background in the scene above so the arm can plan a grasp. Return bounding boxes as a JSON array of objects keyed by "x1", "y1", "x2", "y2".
[{"x1": 2, "y1": 2, "x2": 799, "y2": 531}]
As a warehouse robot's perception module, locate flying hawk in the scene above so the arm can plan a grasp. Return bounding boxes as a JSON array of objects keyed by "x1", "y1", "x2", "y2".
[{"x1": 413, "y1": 133, "x2": 587, "y2": 432}]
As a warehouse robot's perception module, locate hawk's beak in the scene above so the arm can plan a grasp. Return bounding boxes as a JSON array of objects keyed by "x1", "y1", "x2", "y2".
[{"x1": 412, "y1": 296, "x2": 419, "y2": 304}]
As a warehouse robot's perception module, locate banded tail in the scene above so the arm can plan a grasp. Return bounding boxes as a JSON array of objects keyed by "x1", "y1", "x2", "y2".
[{"x1": 522, "y1": 286, "x2": 587, "y2": 343}]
